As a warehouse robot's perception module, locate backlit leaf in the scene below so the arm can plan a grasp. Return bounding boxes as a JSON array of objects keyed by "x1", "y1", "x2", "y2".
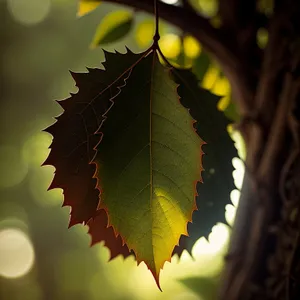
[
  {"x1": 90, "y1": 10, "x2": 133, "y2": 48},
  {"x1": 44, "y1": 42, "x2": 235, "y2": 287},
  {"x1": 93, "y1": 50, "x2": 204, "y2": 286},
  {"x1": 87, "y1": 209, "x2": 133, "y2": 260},
  {"x1": 77, "y1": 0, "x2": 101, "y2": 17}
]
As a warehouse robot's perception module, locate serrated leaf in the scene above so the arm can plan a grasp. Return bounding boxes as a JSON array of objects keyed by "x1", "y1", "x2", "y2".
[
  {"x1": 87, "y1": 208, "x2": 133, "y2": 260},
  {"x1": 171, "y1": 68, "x2": 237, "y2": 256},
  {"x1": 93, "y1": 50, "x2": 204, "y2": 286},
  {"x1": 77, "y1": 0, "x2": 101, "y2": 17},
  {"x1": 90, "y1": 10, "x2": 133, "y2": 48},
  {"x1": 43, "y1": 49, "x2": 145, "y2": 227}
]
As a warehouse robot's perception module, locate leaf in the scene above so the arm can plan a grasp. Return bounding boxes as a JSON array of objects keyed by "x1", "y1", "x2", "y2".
[
  {"x1": 43, "y1": 49, "x2": 145, "y2": 227},
  {"x1": 171, "y1": 68, "x2": 237, "y2": 255},
  {"x1": 179, "y1": 276, "x2": 219, "y2": 300},
  {"x1": 87, "y1": 208, "x2": 132, "y2": 260},
  {"x1": 77, "y1": 0, "x2": 101, "y2": 17},
  {"x1": 93, "y1": 50, "x2": 204, "y2": 287},
  {"x1": 90, "y1": 10, "x2": 133, "y2": 48}
]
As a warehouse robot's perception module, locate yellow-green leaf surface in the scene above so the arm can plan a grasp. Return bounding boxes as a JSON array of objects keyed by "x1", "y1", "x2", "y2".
[
  {"x1": 94, "y1": 50, "x2": 204, "y2": 286},
  {"x1": 90, "y1": 10, "x2": 133, "y2": 48},
  {"x1": 77, "y1": 0, "x2": 101, "y2": 17}
]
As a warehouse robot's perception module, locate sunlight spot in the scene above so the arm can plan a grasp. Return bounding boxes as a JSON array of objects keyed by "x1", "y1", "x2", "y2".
[
  {"x1": 0, "y1": 228, "x2": 35, "y2": 278},
  {"x1": 192, "y1": 236, "x2": 214, "y2": 255},
  {"x1": 0, "y1": 145, "x2": 28, "y2": 189},
  {"x1": 232, "y1": 157, "x2": 245, "y2": 190},
  {"x1": 225, "y1": 204, "x2": 236, "y2": 226},
  {"x1": 257, "y1": 28, "x2": 269, "y2": 49},
  {"x1": 197, "y1": 0, "x2": 218, "y2": 17},
  {"x1": 229, "y1": 127, "x2": 246, "y2": 161},
  {"x1": 159, "y1": 34, "x2": 181, "y2": 59},
  {"x1": 201, "y1": 65, "x2": 219, "y2": 90},
  {"x1": 22, "y1": 131, "x2": 52, "y2": 168},
  {"x1": 7, "y1": 0, "x2": 51, "y2": 26},
  {"x1": 192, "y1": 223, "x2": 229, "y2": 257},
  {"x1": 135, "y1": 20, "x2": 155, "y2": 48},
  {"x1": 230, "y1": 189, "x2": 241, "y2": 207},
  {"x1": 160, "y1": 0, "x2": 179, "y2": 4},
  {"x1": 178, "y1": 249, "x2": 193, "y2": 262},
  {"x1": 183, "y1": 35, "x2": 201, "y2": 59},
  {"x1": 208, "y1": 223, "x2": 230, "y2": 253}
]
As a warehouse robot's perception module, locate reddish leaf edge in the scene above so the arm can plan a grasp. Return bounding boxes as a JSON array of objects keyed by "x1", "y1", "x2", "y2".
[
  {"x1": 42, "y1": 48, "x2": 150, "y2": 261},
  {"x1": 42, "y1": 47, "x2": 150, "y2": 227},
  {"x1": 43, "y1": 46, "x2": 206, "y2": 288}
]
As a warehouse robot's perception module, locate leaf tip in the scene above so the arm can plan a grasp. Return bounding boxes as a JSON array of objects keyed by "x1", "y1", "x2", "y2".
[{"x1": 150, "y1": 269, "x2": 162, "y2": 291}]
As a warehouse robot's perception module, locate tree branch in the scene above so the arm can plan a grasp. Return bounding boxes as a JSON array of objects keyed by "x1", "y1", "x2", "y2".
[{"x1": 104, "y1": 0, "x2": 254, "y2": 116}]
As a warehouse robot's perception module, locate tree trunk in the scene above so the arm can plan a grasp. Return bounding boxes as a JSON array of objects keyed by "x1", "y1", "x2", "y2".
[{"x1": 219, "y1": 2, "x2": 300, "y2": 299}]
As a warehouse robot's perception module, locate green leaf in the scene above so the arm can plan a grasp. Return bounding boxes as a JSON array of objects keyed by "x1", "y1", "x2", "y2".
[
  {"x1": 93, "y1": 50, "x2": 204, "y2": 286},
  {"x1": 77, "y1": 0, "x2": 101, "y2": 17},
  {"x1": 90, "y1": 10, "x2": 133, "y2": 48},
  {"x1": 171, "y1": 68, "x2": 237, "y2": 255}
]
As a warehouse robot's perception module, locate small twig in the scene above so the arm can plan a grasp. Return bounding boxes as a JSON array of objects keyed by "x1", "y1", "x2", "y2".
[
  {"x1": 153, "y1": 0, "x2": 160, "y2": 44},
  {"x1": 104, "y1": 0, "x2": 254, "y2": 116}
]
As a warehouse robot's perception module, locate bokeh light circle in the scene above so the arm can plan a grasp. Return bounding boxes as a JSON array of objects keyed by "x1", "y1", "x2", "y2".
[
  {"x1": 0, "y1": 145, "x2": 28, "y2": 189},
  {"x1": 159, "y1": 34, "x2": 181, "y2": 59},
  {"x1": 22, "y1": 131, "x2": 52, "y2": 168},
  {"x1": 7, "y1": 0, "x2": 51, "y2": 26},
  {"x1": 161, "y1": 0, "x2": 179, "y2": 4},
  {"x1": 0, "y1": 228, "x2": 35, "y2": 279}
]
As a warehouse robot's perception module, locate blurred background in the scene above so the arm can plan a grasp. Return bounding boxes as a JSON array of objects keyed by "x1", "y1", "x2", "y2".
[{"x1": 0, "y1": 0, "x2": 245, "y2": 299}]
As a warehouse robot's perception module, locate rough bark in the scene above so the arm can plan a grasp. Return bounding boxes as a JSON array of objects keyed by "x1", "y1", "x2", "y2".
[
  {"x1": 103, "y1": 1, "x2": 300, "y2": 299},
  {"x1": 219, "y1": 1, "x2": 300, "y2": 299}
]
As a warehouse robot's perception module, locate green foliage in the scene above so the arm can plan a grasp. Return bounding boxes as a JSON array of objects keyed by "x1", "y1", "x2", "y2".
[
  {"x1": 90, "y1": 10, "x2": 134, "y2": 47},
  {"x1": 77, "y1": 0, "x2": 101, "y2": 17}
]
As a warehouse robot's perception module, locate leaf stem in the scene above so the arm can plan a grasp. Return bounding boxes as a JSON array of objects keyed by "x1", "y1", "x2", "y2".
[{"x1": 153, "y1": 0, "x2": 160, "y2": 45}]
